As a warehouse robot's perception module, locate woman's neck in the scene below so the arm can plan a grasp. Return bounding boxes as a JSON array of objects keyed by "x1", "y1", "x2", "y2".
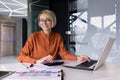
[{"x1": 43, "y1": 30, "x2": 51, "y2": 36}]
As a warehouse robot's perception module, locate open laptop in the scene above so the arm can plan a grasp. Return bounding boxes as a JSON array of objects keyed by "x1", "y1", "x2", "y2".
[
  {"x1": 63, "y1": 37, "x2": 116, "y2": 71},
  {"x1": 0, "y1": 71, "x2": 15, "y2": 80}
]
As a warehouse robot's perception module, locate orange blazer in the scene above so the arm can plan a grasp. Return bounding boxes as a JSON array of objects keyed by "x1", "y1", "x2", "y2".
[{"x1": 18, "y1": 30, "x2": 77, "y2": 63}]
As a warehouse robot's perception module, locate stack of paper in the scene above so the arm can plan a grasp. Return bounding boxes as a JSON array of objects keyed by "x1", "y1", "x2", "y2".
[{"x1": 3, "y1": 69, "x2": 63, "y2": 80}]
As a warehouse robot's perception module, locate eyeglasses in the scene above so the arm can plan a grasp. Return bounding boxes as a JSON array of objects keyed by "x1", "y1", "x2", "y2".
[{"x1": 39, "y1": 19, "x2": 52, "y2": 23}]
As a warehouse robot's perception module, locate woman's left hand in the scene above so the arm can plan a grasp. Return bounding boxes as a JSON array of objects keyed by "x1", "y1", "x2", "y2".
[{"x1": 77, "y1": 55, "x2": 91, "y2": 63}]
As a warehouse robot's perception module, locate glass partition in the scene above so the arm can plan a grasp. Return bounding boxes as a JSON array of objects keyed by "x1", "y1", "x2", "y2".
[{"x1": 69, "y1": 0, "x2": 120, "y2": 64}]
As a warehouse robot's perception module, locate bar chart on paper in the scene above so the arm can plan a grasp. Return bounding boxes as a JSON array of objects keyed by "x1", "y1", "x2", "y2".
[{"x1": 2, "y1": 69, "x2": 63, "y2": 80}]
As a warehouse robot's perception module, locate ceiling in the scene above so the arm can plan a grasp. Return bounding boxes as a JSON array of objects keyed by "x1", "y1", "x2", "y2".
[
  {"x1": 0, "y1": 0, "x2": 27, "y2": 18},
  {"x1": 0, "y1": 0, "x2": 87, "y2": 18}
]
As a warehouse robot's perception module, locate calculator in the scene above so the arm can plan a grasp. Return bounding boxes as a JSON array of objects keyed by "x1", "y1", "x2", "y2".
[{"x1": 43, "y1": 61, "x2": 64, "y2": 66}]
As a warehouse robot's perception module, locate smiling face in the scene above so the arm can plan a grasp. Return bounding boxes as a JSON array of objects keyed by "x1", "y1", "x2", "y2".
[{"x1": 38, "y1": 13, "x2": 53, "y2": 32}]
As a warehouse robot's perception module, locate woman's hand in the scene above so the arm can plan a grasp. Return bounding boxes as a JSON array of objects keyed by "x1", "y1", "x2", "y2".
[
  {"x1": 77, "y1": 55, "x2": 91, "y2": 63},
  {"x1": 36, "y1": 55, "x2": 53, "y2": 64}
]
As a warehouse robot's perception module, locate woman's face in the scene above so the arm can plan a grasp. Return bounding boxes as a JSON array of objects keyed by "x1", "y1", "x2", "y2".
[{"x1": 38, "y1": 13, "x2": 53, "y2": 32}]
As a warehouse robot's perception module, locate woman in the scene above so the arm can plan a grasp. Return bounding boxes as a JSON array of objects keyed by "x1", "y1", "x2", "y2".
[{"x1": 18, "y1": 9, "x2": 90, "y2": 64}]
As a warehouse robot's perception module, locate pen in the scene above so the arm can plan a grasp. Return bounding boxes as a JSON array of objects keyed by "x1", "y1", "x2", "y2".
[
  {"x1": 26, "y1": 64, "x2": 34, "y2": 68},
  {"x1": 22, "y1": 63, "x2": 34, "y2": 69},
  {"x1": 29, "y1": 64, "x2": 34, "y2": 67}
]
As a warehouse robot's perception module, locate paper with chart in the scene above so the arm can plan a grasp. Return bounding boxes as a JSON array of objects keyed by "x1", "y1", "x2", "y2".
[{"x1": 3, "y1": 69, "x2": 62, "y2": 80}]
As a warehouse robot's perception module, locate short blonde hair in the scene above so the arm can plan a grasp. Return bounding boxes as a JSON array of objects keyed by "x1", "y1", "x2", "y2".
[{"x1": 38, "y1": 9, "x2": 57, "y2": 27}]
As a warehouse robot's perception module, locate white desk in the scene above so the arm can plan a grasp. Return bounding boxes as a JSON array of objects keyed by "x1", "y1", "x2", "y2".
[
  {"x1": 0, "y1": 61, "x2": 120, "y2": 80},
  {"x1": 59, "y1": 63, "x2": 120, "y2": 80}
]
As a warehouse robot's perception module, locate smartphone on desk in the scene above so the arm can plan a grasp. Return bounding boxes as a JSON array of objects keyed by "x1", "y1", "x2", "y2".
[{"x1": 43, "y1": 61, "x2": 64, "y2": 66}]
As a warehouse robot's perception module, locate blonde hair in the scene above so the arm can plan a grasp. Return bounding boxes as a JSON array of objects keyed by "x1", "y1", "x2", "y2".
[{"x1": 38, "y1": 9, "x2": 57, "y2": 27}]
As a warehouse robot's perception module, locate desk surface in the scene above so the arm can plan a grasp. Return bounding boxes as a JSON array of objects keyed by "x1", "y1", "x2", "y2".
[
  {"x1": 60, "y1": 63, "x2": 120, "y2": 80},
  {"x1": 0, "y1": 61, "x2": 120, "y2": 80}
]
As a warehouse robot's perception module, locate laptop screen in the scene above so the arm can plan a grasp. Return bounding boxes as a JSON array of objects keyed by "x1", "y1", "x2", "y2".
[{"x1": 94, "y1": 37, "x2": 116, "y2": 70}]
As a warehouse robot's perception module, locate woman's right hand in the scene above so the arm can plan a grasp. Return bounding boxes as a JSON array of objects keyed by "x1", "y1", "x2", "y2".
[{"x1": 36, "y1": 55, "x2": 53, "y2": 64}]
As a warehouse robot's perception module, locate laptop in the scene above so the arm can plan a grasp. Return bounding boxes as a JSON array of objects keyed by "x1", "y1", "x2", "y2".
[
  {"x1": 63, "y1": 37, "x2": 116, "y2": 71},
  {"x1": 0, "y1": 71, "x2": 15, "y2": 80}
]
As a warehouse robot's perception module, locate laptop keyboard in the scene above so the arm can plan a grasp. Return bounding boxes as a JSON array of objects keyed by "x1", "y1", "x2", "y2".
[
  {"x1": 76, "y1": 60, "x2": 97, "y2": 67},
  {"x1": 0, "y1": 71, "x2": 9, "y2": 77}
]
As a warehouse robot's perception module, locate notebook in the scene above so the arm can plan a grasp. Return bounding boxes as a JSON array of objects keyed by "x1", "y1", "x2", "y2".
[
  {"x1": 0, "y1": 71, "x2": 15, "y2": 80},
  {"x1": 63, "y1": 37, "x2": 116, "y2": 71}
]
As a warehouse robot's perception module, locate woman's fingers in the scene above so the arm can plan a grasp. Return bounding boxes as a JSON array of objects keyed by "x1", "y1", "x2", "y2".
[
  {"x1": 44, "y1": 55, "x2": 53, "y2": 63},
  {"x1": 36, "y1": 55, "x2": 53, "y2": 64},
  {"x1": 77, "y1": 55, "x2": 91, "y2": 62}
]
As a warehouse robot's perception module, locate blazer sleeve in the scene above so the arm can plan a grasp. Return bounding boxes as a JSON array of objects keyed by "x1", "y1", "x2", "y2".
[
  {"x1": 57, "y1": 34, "x2": 77, "y2": 60},
  {"x1": 17, "y1": 34, "x2": 36, "y2": 63}
]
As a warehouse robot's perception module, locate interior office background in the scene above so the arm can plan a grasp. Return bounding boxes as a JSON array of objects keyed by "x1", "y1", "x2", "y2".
[{"x1": 0, "y1": 0, "x2": 120, "y2": 64}]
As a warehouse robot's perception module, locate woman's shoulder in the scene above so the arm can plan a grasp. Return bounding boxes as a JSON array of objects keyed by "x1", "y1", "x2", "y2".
[
  {"x1": 52, "y1": 32, "x2": 63, "y2": 40},
  {"x1": 52, "y1": 32, "x2": 61, "y2": 37},
  {"x1": 29, "y1": 31, "x2": 41, "y2": 38},
  {"x1": 32, "y1": 31, "x2": 41, "y2": 35}
]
